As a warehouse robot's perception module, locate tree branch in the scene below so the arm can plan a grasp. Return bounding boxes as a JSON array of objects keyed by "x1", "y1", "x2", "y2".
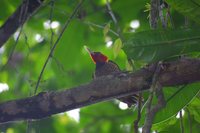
[
  {"x1": 0, "y1": 0, "x2": 44, "y2": 48},
  {"x1": 0, "y1": 58, "x2": 200, "y2": 123},
  {"x1": 142, "y1": 62, "x2": 164, "y2": 133},
  {"x1": 150, "y1": 0, "x2": 159, "y2": 29},
  {"x1": 106, "y1": 0, "x2": 123, "y2": 40},
  {"x1": 142, "y1": 81, "x2": 166, "y2": 133}
]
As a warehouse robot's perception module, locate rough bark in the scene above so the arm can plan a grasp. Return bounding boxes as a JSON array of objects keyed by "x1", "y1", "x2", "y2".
[
  {"x1": 0, "y1": 58, "x2": 200, "y2": 123},
  {"x1": 150, "y1": 0, "x2": 159, "y2": 29},
  {"x1": 0, "y1": 0, "x2": 44, "y2": 48}
]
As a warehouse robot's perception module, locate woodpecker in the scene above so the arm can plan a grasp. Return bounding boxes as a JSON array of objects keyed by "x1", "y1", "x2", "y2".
[{"x1": 85, "y1": 46, "x2": 139, "y2": 107}]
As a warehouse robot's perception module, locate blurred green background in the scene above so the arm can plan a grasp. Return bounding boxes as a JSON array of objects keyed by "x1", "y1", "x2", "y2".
[{"x1": 0, "y1": 0, "x2": 200, "y2": 132}]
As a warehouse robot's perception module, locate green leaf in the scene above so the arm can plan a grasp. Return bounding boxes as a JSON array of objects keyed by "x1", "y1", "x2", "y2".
[
  {"x1": 188, "y1": 97, "x2": 200, "y2": 123},
  {"x1": 154, "y1": 83, "x2": 200, "y2": 124},
  {"x1": 139, "y1": 83, "x2": 200, "y2": 125},
  {"x1": 166, "y1": 0, "x2": 200, "y2": 25},
  {"x1": 152, "y1": 117, "x2": 177, "y2": 131},
  {"x1": 103, "y1": 23, "x2": 110, "y2": 37},
  {"x1": 113, "y1": 38, "x2": 122, "y2": 58},
  {"x1": 123, "y1": 29, "x2": 200, "y2": 63},
  {"x1": 153, "y1": 109, "x2": 200, "y2": 133}
]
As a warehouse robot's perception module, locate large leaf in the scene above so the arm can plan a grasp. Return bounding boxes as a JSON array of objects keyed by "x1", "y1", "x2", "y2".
[
  {"x1": 123, "y1": 29, "x2": 200, "y2": 63},
  {"x1": 154, "y1": 83, "x2": 200, "y2": 124},
  {"x1": 153, "y1": 109, "x2": 200, "y2": 133},
  {"x1": 138, "y1": 82, "x2": 200, "y2": 125},
  {"x1": 166, "y1": 0, "x2": 200, "y2": 25}
]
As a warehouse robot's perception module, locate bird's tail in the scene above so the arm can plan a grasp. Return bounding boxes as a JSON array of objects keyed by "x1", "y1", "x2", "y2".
[{"x1": 118, "y1": 94, "x2": 143, "y2": 108}]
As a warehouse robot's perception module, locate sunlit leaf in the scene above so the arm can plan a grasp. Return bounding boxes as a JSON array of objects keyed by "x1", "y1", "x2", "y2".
[
  {"x1": 113, "y1": 38, "x2": 122, "y2": 58},
  {"x1": 103, "y1": 23, "x2": 110, "y2": 37}
]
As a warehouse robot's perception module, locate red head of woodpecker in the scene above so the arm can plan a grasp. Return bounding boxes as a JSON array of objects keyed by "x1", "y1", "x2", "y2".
[{"x1": 85, "y1": 46, "x2": 108, "y2": 64}]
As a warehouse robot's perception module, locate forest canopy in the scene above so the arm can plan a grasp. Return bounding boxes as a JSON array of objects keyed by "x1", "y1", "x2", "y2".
[{"x1": 0, "y1": 0, "x2": 200, "y2": 133}]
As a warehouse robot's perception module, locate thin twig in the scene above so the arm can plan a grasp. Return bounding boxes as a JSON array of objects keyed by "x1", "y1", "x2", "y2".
[
  {"x1": 184, "y1": 17, "x2": 189, "y2": 28},
  {"x1": 19, "y1": 0, "x2": 29, "y2": 24},
  {"x1": 166, "y1": 6, "x2": 174, "y2": 28},
  {"x1": 142, "y1": 62, "x2": 166, "y2": 133},
  {"x1": 143, "y1": 82, "x2": 166, "y2": 133},
  {"x1": 26, "y1": 120, "x2": 31, "y2": 133},
  {"x1": 0, "y1": 26, "x2": 23, "y2": 71},
  {"x1": 84, "y1": 21, "x2": 119, "y2": 36},
  {"x1": 23, "y1": 31, "x2": 30, "y2": 55},
  {"x1": 179, "y1": 110, "x2": 185, "y2": 133},
  {"x1": 52, "y1": 56, "x2": 68, "y2": 76},
  {"x1": 49, "y1": 0, "x2": 55, "y2": 48},
  {"x1": 105, "y1": 0, "x2": 123, "y2": 40},
  {"x1": 159, "y1": 2, "x2": 167, "y2": 28},
  {"x1": 0, "y1": 0, "x2": 44, "y2": 47},
  {"x1": 20, "y1": 2, "x2": 33, "y2": 131},
  {"x1": 34, "y1": 0, "x2": 85, "y2": 94},
  {"x1": 186, "y1": 108, "x2": 192, "y2": 133},
  {"x1": 106, "y1": 0, "x2": 117, "y2": 25},
  {"x1": 1, "y1": 0, "x2": 29, "y2": 71},
  {"x1": 142, "y1": 63, "x2": 160, "y2": 133}
]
